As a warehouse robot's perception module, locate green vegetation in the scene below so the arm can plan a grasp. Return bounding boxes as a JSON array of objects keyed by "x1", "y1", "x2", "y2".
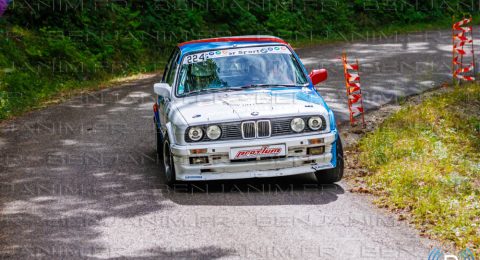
[
  {"x1": 357, "y1": 84, "x2": 480, "y2": 253},
  {"x1": 0, "y1": 0, "x2": 478, "y2": 120}
]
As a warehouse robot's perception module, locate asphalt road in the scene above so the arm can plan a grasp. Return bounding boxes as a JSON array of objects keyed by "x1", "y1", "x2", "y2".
[
  {"x1": 0, "y1": 27, "x2": 467, "y2": 259},
  {"x1": 297, "y1": 28, "x2": 467, "y2": 122}
]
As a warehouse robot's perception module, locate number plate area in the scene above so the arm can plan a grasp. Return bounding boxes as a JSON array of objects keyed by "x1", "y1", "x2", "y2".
[{"x1": 229, "y1": 144, "x2": 286, "y2": 160}]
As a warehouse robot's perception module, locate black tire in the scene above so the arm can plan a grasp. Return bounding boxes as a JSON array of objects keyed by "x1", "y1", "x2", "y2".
[
  {"x1": 314, "y1": 136, "x2": 344, "y2": 184},
  {"x1": 155, "y1": 123, "x2": 163, "y2": 158},
  {"x1": 162, "y1": 138, "x2": 177, "y2": 186}
]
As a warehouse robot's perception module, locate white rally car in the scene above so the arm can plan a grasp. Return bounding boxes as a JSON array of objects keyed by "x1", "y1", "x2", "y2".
[{"x1": 153, "y1": 36, "x2": 343, "y2": 185}]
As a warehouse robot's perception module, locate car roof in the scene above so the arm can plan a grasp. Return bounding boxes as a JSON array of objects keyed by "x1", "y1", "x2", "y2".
[{"x1": 177, "y1": 36, "x2": 289, "y2": 54}]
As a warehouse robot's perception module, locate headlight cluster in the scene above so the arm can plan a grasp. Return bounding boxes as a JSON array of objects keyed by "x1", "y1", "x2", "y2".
[
  {"x1": 290, "y1": 118, "x2": 305, "y2": 133},
  {"x1": 187, "y1": 125, "x2": 222, "y2": 141},
  {"x1": 290, "y1": 116, "x2": 324, "y2": 132},
  {"x1": 188, "y1": 127, "x2": 203, "y2": 141},
  {"x1": 308, "y1": 116, "x2": 323, "y2": 130},
  {"x1": 206, "y1": 125, "x2": 221, "y2": 140}
]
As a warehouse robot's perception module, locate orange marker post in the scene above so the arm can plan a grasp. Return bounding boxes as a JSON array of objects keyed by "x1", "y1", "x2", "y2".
[
  {"x1": 452, "y1": 16, "x2": 476, "y2": 83},
  {"x1": 341, "y1": 52, "x2": 366, "y2": 128}
]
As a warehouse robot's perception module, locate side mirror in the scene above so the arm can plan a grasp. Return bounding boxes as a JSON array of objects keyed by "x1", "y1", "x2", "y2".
[
  {"x1": 309, "y1": 69, "x2": 328, "y2": 85},
  {"x1": 154, "y1": 83, "x2": 171, "y2": 99}
]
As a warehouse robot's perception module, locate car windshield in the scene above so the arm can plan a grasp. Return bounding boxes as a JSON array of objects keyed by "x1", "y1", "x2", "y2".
[{"x1": 176, "y1": 45, "x2": 309, "y2": 96}]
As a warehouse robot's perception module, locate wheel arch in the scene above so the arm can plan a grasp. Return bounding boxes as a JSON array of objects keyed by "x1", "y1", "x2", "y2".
[
  {"x1": 329, "y1": 130, "x2": 341, "y2": 167},
  {"x1": 165, "y1": 122, "x2": 176, "y2": 146}
]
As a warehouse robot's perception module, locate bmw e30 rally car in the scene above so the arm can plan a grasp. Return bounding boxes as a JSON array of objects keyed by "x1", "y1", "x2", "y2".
[{"x1": 153, "y1": 36, "x2": 343, "y2": 185}]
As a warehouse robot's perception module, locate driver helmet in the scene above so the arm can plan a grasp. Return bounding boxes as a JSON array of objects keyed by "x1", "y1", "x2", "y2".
[{"x1": 190, "y1": 60, "x2": 217, "y2": 90}]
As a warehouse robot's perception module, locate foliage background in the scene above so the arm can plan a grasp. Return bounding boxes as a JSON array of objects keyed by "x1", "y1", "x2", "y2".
[{"x1": 0, "y1": 0, "x2": 478, "y2": 119}]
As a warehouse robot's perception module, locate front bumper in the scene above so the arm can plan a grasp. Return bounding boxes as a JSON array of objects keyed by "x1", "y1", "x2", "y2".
[{"x1": 171, "y1": 131, "x2": 336, "y2": 181}]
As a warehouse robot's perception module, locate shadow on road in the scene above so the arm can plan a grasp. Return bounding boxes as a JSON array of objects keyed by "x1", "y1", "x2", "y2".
[
  {"x1": 126, "y1": 246, "x2": 236, "y2": 260},
  {"x1": 163, "y1": 175, "x2": 345, "y2": 206}
]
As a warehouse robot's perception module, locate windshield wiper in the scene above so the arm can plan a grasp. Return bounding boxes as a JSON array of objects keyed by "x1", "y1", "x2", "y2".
[
  {"x1": 237, "y1": 84, "x2": 305, "y2": 89},
  {"x1": 184, "y1": 87, "x2": 239, "y2": 96}
]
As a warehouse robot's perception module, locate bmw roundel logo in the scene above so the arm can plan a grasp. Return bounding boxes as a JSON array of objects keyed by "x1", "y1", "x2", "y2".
[{"x1": 251, "y1": 112, "x2": 259, "y2": 116}]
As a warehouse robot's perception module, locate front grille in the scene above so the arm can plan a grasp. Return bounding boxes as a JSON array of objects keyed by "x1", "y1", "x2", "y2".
[
  {"x1": 241, "y1": 120, "x2": 271, "y2": 139},
  {"x1": 271, "y1": 119, "x2": 292, "y2": 136},
  {"x1": 221, "y1": 123, "x2": 242, "y2": 140},
  {"x1": 257, "y1": 120, "x2": 271, "y2": 138},
  {"x1": 184, "y1": 115, "x2": 327, "y2": 142},
  {"x1": 241, "y1": 121, "x2": 256, "y2": 139}
]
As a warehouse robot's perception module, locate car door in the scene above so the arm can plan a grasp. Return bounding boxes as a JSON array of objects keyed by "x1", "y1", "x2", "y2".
[{"x1": 159, "y1": 47, "x2": 180, "y2": 130}]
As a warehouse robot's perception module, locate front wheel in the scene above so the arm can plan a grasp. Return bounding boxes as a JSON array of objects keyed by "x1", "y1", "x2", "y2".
[
  {"x1": 162, "y1": 139, "x2": 176, "y2": 186},
  {"x1": 314, "y1": 136, "x2": 344, "y2": 184}
]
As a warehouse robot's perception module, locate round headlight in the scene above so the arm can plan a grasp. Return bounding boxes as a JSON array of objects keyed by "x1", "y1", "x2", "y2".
[
  {"x1": 290, "y1": 118, "x2": 305, "y2": 133},
  {"x1": 188, "y1": 127, "x2": 203, "y2": 141},
  {"x1": 308, "y1": 116, "x2": 323, "y2": 130},
  {"x1": 206, "y1": 125, "x2": 221, "y2": 140}
]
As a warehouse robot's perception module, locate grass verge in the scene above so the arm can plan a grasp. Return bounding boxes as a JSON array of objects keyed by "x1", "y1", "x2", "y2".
[
  {"x1": 0, "y1": 25, "x2": 167, "y2": 121},
  {"x1": 353, "y1": 83, "x2": 480, "y2": 253}
]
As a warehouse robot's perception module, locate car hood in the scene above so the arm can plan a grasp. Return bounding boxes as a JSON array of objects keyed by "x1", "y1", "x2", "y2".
[{"x1": 175, "y1": 88, "x2": 329, "y2": 125}]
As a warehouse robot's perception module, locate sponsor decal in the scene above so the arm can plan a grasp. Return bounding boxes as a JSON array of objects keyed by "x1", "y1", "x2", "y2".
[
  {"x1": 183, "y1": 46, "x2": 292, "y2": 64},
  {"x1": 234, "y1": 146, "x2": 282, "y2": 159}
]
